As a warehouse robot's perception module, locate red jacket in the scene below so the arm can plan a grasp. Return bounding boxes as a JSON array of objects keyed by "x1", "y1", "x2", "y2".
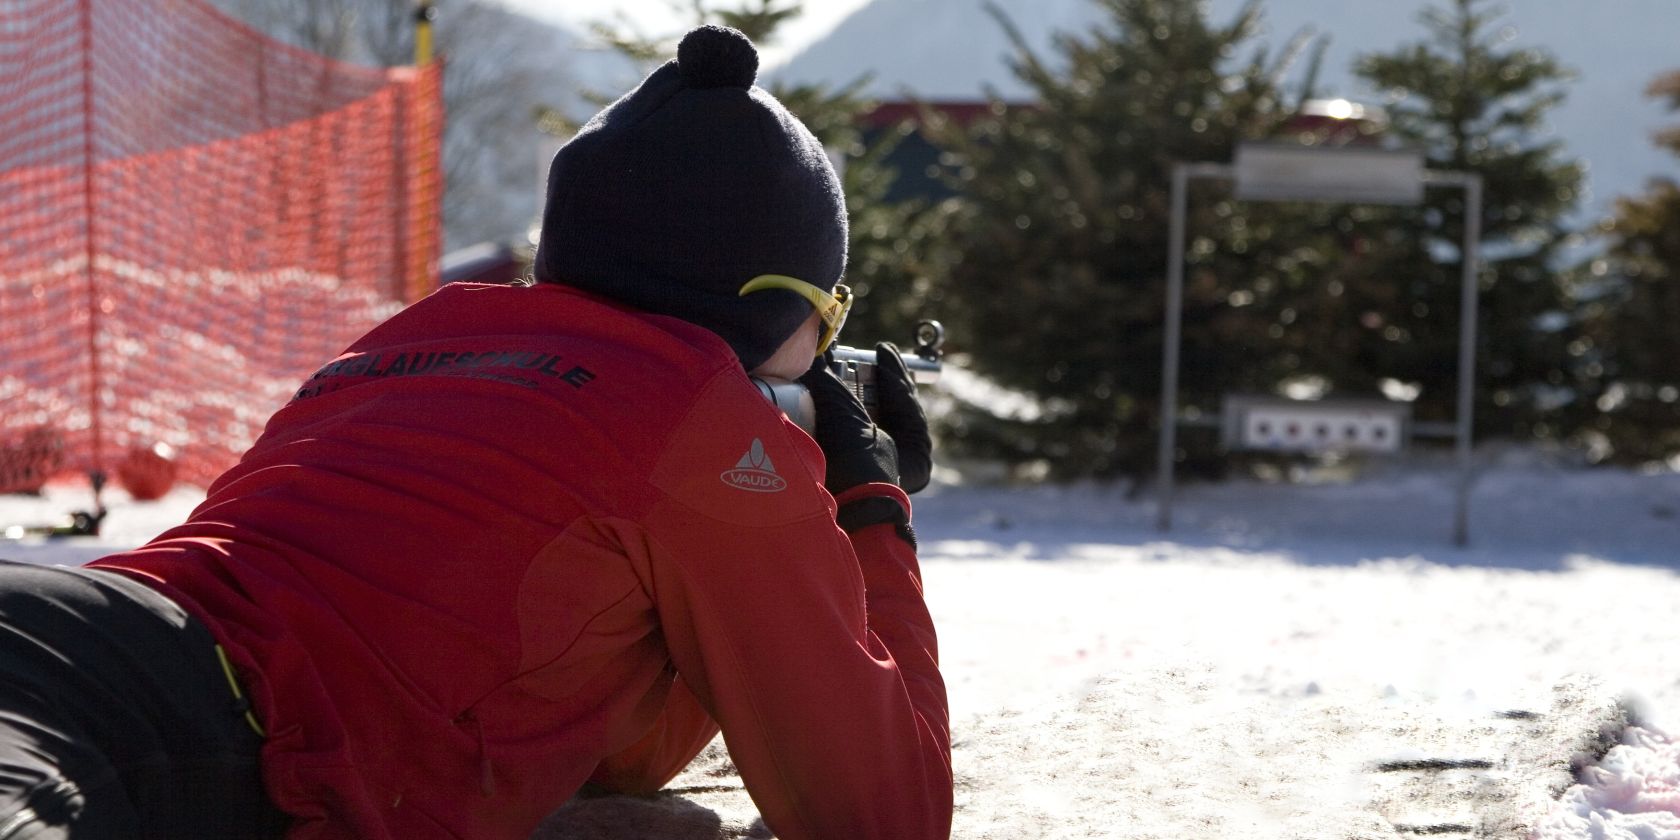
[{"x1": 91, "y1": 283, "x2": 952, "y2": 840}]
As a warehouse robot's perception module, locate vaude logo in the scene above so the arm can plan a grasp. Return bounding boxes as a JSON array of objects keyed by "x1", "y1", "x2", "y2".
[{"x1": 721, "y1": 438, "x2": 787, "y2": 493}]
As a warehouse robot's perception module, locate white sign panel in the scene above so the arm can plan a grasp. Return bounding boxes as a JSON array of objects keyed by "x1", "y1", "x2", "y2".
[
  {"x1": 1234, "y1": 143, "x2": 1424, "y2": 206},
  {"x1": 1222, "y1": 396, "x2": 1411, "y2": 455}
]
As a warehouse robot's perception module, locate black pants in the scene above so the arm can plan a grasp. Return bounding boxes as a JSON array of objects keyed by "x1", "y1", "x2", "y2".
[{"x1": 0, "y1": 560, "x2": 289, "y2": 839}]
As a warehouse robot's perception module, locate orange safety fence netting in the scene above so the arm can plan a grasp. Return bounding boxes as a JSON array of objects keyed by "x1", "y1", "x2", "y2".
[{"x1": 0, "y1": 0, "x2": 442, "y2": 495}]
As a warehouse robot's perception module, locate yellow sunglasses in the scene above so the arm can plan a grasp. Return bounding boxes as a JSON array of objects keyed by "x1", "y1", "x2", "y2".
[{"x1": 739, "y1": 274, "x2": 853, "y2": 358}]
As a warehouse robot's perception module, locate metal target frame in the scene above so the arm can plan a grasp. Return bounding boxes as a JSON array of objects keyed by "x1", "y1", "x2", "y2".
[{"x1": 1155, "y1": 143, "x2": 1485, "y2": 546}]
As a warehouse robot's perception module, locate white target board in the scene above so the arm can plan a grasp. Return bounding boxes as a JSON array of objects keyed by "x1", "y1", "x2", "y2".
[{"x1": 1221, "y1": 396, "x2": 1411, "y2": 454}]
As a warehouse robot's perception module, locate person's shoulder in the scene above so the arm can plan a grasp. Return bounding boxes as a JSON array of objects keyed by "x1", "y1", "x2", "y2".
[
  {"x1": 542, "y1": 287, "x2": 743, "y2": 390},
  {"x1": 498, "y1": 284, "x2": 770, "y2": 433},
  {"x1": 360, "y1": 283, "x2": 736, "y2": 373}
]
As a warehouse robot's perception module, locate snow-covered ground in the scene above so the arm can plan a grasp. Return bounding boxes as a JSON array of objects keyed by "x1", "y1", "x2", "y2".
[{"x1": 4, "y1": 447, "x2": 1678, "y2": 838}]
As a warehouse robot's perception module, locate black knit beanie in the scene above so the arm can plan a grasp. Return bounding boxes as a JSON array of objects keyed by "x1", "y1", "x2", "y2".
[{"x1": 532, "y1": 25, "x2": 848, "y2": 371}]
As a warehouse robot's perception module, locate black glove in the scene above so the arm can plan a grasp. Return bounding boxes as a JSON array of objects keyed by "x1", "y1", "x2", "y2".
[
  {"x1": 872, "y1": 342, "x2": 932, "y2": 495},
  {"x1": 797, "y1": 351, "x2": 926, "y2": 546},
  {"x1": 797, "y1": 354, "x2": 899, "y2": 496}
]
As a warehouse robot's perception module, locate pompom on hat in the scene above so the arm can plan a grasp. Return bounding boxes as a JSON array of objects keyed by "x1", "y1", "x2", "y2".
[{"x1": 533, "y1": 25, "x2": 848, "y2": 371}]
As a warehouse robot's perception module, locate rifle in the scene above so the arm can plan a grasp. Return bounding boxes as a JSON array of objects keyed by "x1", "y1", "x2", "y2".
[{"x1": 753, "y1": 320, "x2": 944, "y2": 433}]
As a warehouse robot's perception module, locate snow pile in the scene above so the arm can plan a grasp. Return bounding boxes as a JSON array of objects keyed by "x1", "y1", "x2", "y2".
[{"x1": 1541, "y1": 726, "x2": 1680, "y2": 839}]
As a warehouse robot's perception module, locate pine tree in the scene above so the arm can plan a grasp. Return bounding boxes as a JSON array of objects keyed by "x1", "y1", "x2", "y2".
[
  {"x1": 923, "y1": 0, "x2": 1313, "y2": 478},
  {"x1": 1575, "y1": 69, "x2": 1680, "y2": 462},
  {"x1": 583, "y1": 0, "x2": 799, "y2": 63},
  {"x1": 1349, "y1": 0, "x2": 1584, "y2": 440}
]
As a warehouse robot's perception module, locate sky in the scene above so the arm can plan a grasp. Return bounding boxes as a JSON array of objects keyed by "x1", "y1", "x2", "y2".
[{"x1": 492, "y1": 0, "x2": 870, "y2": 69}]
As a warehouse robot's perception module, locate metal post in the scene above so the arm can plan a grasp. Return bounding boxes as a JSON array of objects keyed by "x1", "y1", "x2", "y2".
[
  {"x1": 1156, "y1": 164, "x2": 1190, "y2": 531},
  {"x1": 1161, "y1": 154, "x2": 1473, "y2": 546},
  {"x1": 78, "y1": 0, "x2": 103, "y2": 506},
  {"x1": 406, "y1": 0, "x2": 441, "y2": 303},
  {"x1": 1452, "y1": 174, "x2": 1483, "y2": 547},
  {"x1": 414, "y1": 1, "x2": 437, "y2": 66}
]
